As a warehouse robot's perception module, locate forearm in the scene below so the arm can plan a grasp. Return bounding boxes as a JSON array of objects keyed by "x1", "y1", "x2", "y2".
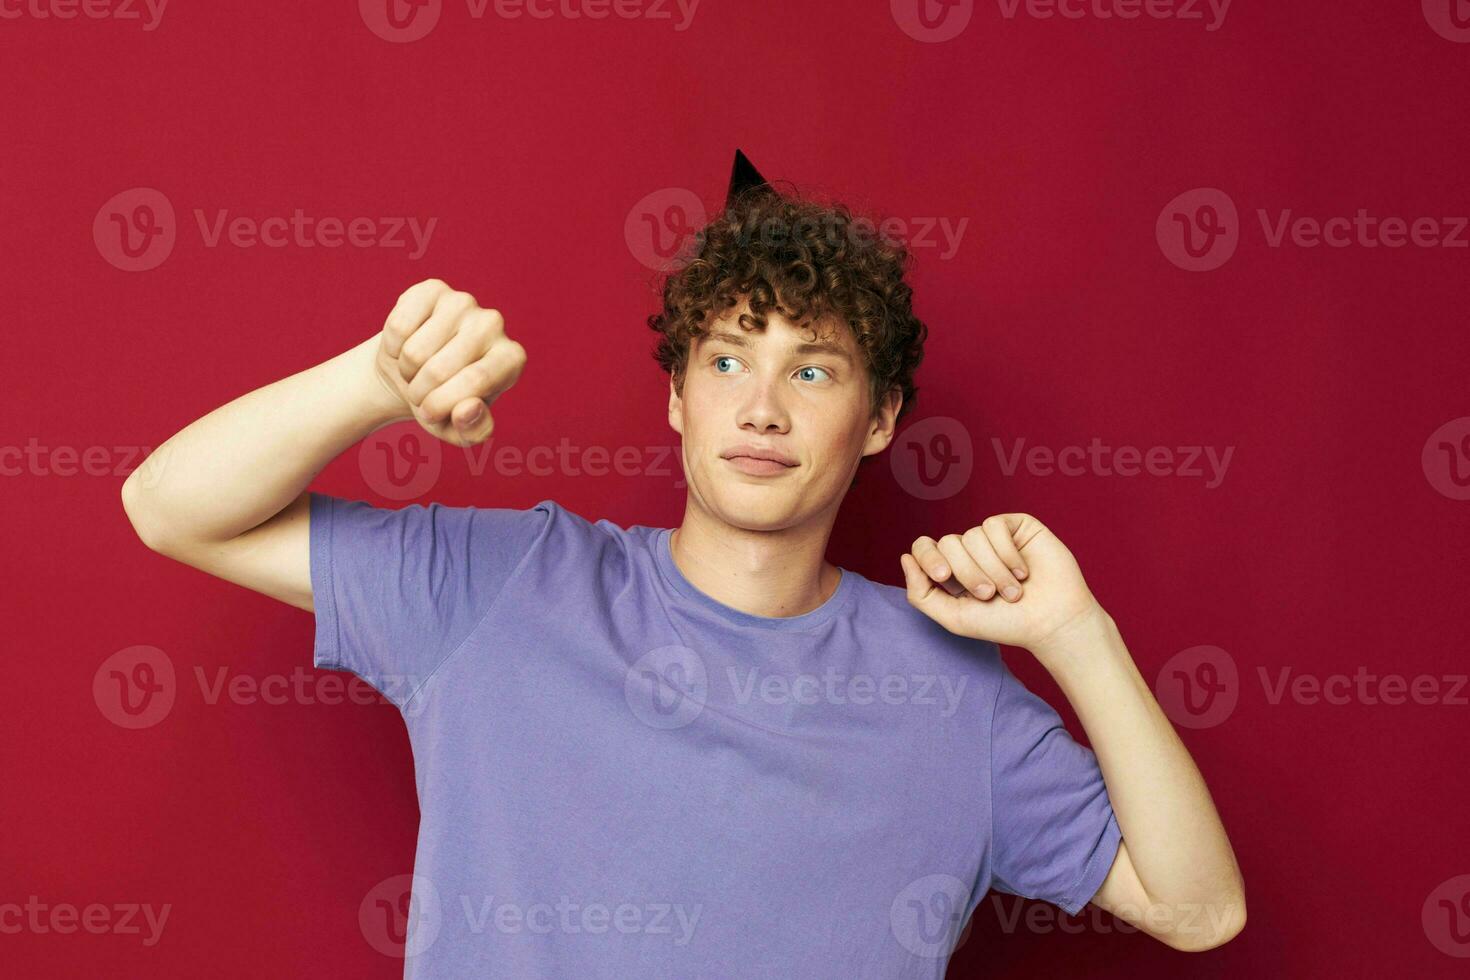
[
  {"x1": 1033, "y1": 610, "x2": 1244, "y2": 915},
  {"x1": 122, "y1": 335, "x2": 407, "y2": 548}
]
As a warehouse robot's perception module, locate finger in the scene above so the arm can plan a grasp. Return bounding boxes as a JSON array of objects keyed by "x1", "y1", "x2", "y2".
[
  {"x1": 419, "y1": 340, "x2": 526, "y2": 424},
  {"x1": 449, "y1": 397, "x2": 495, "y2": 444},
  {"x1": 408, "y1": 307, "x2": 502, "y2": 406},
  {"x1": 381, "y1": 279, "x2": 449, "y2": 359},
  {"x1": 982, "y1": 514, "x2": 1030, "y2": 581},
  {"x1": 961, "y1": 525, "x2": 1023, "y2": 602},
  {"x1": 900, "y1": 553, "x2": 966, "y2": 632},
  {"x1": 398, "y1": 289, "x2": 474, "y2": 385},
  {"x1": 935, "y1": 533, "x2": 996, "y2": 599},
  {"x1": 910, "y1": 536, "x2": 966, "y2": 597}
]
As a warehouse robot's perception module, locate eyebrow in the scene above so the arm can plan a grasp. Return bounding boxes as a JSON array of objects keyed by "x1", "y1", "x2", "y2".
[{"x1": 701, "y1": 329, "x2": 855, "y2": 366}]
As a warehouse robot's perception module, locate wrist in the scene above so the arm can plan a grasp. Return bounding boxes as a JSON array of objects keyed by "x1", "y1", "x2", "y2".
[
  {"x1": 1028, "y1": 603, "x2": 1120, "y2": 675},
  {"x1": 345, "y1": 336, "x2": 411, "y2": 430}
]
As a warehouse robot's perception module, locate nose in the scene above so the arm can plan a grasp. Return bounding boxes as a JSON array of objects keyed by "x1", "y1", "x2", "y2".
[{"x1": 738, "y1": 372, "x2": 791, "y2": 435}]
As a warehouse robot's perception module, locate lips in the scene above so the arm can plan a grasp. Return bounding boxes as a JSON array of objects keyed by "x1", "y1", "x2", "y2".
[{"x1": 720, "y1": 445, "x2": 797, "y2": 467}]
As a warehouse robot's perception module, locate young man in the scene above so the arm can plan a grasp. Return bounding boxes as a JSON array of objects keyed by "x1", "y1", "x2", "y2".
[{"x1": 121, "y1": 153, "x2": 1244, "y2": 977}]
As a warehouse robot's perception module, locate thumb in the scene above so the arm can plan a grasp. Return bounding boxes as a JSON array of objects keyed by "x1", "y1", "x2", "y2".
[
  {"x1": 900, "y1": 553, "x2": 965, "y2": 632},
  {"x1": 450, "y1": 397, "x2": 495, "y2": 444}
]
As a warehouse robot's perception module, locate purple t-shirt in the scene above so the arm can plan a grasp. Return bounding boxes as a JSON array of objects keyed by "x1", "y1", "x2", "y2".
[{"x1": 308, "y1": 493, "x2": 1122, "y2": 978}]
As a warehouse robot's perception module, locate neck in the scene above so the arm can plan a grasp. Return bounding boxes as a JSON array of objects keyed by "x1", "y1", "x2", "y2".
[{"x1": 668, "y1": 499, "x2": 843, "y2": 619}]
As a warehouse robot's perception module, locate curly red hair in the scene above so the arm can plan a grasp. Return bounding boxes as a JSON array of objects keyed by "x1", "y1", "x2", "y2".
[{"x1": 647, "y1": 182, "x2": 928, "y2": 424}]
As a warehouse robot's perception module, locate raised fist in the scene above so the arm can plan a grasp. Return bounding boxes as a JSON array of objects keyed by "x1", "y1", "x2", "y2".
[{"x1": 372, "y1": 278, "x2": 526, "y2": 447}]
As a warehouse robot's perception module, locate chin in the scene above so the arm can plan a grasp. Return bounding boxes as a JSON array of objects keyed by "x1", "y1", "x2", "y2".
[{"x1": 700, "y1": 478, "x2": 832, "y2": 532}]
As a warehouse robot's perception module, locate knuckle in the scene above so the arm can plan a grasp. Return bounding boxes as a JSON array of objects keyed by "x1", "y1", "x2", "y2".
[
  {"x1": 404, "y1": 277, "x2": 446, "y2": 299},
  {"x1": 460, "y1": 363, "x2": 489, "y2": 392},
  {"x1": 438, "y1": 289, "x2": 473, "y2": 313},
  {"x1": 458, "y1": 313, "x2": 491, "y2": 342},
  {"x1": 398, "y1": 340, "x2": 427, "y2": 371}
]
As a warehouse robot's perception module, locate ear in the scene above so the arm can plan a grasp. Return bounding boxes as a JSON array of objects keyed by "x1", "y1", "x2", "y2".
[
  {"x1": 667, "y1": 375, "x2": 685, "y2": 437},
  {"x1": 860, "y1": 388, "x2": 903, "y2": 458}
]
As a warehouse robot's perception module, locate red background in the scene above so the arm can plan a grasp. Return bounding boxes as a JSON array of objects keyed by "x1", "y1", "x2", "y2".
[{"x1": 4, "y1": 0, "x2": 1468, "y2": 975}]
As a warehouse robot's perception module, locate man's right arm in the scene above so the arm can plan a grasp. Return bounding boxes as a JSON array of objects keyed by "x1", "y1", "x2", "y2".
[{"x1": 120, "y1": 279, "x2": 526, "y2": 613}]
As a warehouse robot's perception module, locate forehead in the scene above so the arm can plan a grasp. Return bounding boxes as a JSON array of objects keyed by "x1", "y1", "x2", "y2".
[{"x1": 700, "y1": 302, "x2": 856, "y2": 352}]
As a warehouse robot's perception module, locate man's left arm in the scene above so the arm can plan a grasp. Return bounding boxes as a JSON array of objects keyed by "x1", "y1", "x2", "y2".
[{"x1": 901, "y1": 513, "x2": 1246, "y2": 952}]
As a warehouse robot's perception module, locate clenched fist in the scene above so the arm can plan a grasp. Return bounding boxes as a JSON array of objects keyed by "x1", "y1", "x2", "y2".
[{"x1": 372, "y1": 279, "x2": 526, "y2": 447}]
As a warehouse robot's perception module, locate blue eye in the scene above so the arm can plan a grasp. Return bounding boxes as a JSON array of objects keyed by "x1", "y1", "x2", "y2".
[
  {"x1": 714, "y1": 355, "x2": 740, "y2": 373},
  {"x1": 797, "y1": 366, "x2": 831, "y2": 383}
]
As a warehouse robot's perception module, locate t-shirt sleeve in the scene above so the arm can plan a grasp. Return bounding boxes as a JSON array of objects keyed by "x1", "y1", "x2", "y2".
[
  {"x1": 307, "y1": 492, "x2": 555, "y2": 710},
  {"x1": 987, "y1": 652, "x2": 1123, "y2": 916}
]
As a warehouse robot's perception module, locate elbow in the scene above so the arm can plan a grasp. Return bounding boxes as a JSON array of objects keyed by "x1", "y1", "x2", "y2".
[
  {"x1": 1162, "y1": 892, "x2": 1247, "y2": 952},
  {"x1": 121, "y1": 472, "x2": 175, "y2": 554}
]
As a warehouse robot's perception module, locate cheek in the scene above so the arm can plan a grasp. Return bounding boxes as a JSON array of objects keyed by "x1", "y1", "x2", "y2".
[{"x1": 678, "y1": 384, "x2": 723, "y2": 443}]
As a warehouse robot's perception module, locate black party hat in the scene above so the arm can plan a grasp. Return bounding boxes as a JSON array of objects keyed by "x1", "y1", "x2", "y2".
[{"x1": 726, "y1": 149, "x2": 777, "y2": 205}]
